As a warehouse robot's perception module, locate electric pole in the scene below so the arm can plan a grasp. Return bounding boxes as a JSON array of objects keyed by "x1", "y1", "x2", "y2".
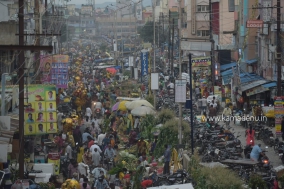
[
  {"x1": 178, "y1": 0, "x2": 182, "y2": 145},
  {"x1": 35, "y1": 0, "x2": 41, "y2": 84},
  {"x1": 209, "y1": 0, "x2": 215, "y2": 89},
  {"x1": 168, "y1": 10, "x2": 171, "y2": 74},
  {"x1": 276, "y1": 0, "x2": 282, "y2": 96},
  {"x1": 171, "y1": 18, "x2": 174, "y2": 76}
]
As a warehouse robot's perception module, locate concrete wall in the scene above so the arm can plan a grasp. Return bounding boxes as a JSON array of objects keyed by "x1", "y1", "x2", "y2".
[
  {"x1": 0, "y1": 21, "x2": 18, "y2": 45},
  {"x1": 219, "y1": 0, "x2": 235, "y2": 46}
]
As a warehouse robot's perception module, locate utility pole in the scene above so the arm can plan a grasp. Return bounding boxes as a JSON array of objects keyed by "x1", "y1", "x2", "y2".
[
  {"x1": 276, "y1": 0, "x2": 282, "y2": 96},
  {"x1": 178, "y1": 0, "x2": 182, "y2": 145},
  {"x1": 18, "y1": 0, "x2": 25, "y2": 179},
  {"x1": 209, "y1": 0, "x2": 215, "y2": 89},
  {"x1": 168, "y1": 10, "x2": 171, "y2": 74},
  {"x1": 153, "y1": 0, "x2": 156, "y2": 109},
  {"x1": 171, "y1": 18, "x2": 174, "y2": 76},
  {"x1": 35, "y1": 0, "x2": 41, "y2": 84},
  {"x1": 114, "y1": 10, "x2": 118, "y2": 66}
]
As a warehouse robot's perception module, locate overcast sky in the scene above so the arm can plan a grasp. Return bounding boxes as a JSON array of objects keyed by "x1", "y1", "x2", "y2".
[{"x1": 67, "y1": 0, "x2": 117, "y2": 5}]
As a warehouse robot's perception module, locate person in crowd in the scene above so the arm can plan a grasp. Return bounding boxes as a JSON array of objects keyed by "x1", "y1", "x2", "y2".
[
  {"x1": 163, "y1": 144, "x2": 171, "y2": 174},
  {"x1": 92, "y1": 165, "x2": 107, "y2": 179},
  {"x1": 73, "y1": 126, "x2": 82, "y2": 146},
  {"x1": 199, "y1": 96, "x2": 208, "y2": 114},
  {"x1": 104, "y1": 144, "x2": 116, "y2": 161},
  {"x1": 255, "y1": 105, "x2": 263, "y2": 123},
  {"x1": 250, "y1": 144, "x2": 265, "y2": 161},
  {"x1": 246, "y1": 125, "x2": 255, "y2": 146},
  {"x1": 129, "y1": 129, "x2": 137, "y2": 146},
  {"x1": 68, "y1": 160, "x2": 79, "y2": 179},
  {"x1": 208, "y1": 105, "x2": 217, "y2": 123},
  {"x1": 66, "y1": 142, "x2": 73, "y2": 160},
  {"x1": 90, "y1": 141, "x2": 102, "y2": 153},
  {"x1": 82, "y1": 129, "x2": 94, "y2": 144},
  {"x1": 78, "y1": 161, "x2": 88, "y2": 179},
  {"x1": 102, "y1": 134, "x2": 110, "y2": 150},
  {"x1": 87, "y1": 136, "x2": 95, "y2": 149},
  {"x1": 97, "y1": 132, "x2": 106, "y2": 149},
  {"x1": 82, "y1": 148, "x2": 93, "y2": 166},
  {"x1": 281, "y1": 116, "x2": 284, "y2": 141},
  {"x1": 80, "y1": 178, "x2": 91, "y2": 189},
  {"x1": 85, "y1": 107, "x2": 92, "y2": 122},
  {"x1": 93, "y1": 175, "x2": 110, "y2": 189},
  {"x1": 92, "y1": 148, "x2": 101, "y2": 167},
  {"x1": 137, "y1": 137, "x2": 147, "y2": 158}
]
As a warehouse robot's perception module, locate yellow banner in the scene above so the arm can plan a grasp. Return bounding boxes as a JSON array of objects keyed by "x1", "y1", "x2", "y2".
[{"x1": 24, "y1": 85, "x2": 57, "y2": 135}]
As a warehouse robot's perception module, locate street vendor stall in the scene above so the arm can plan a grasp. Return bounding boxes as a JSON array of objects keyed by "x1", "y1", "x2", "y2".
[{"x1": 191, "y1": 56, "x2": 212, "y2": 94}]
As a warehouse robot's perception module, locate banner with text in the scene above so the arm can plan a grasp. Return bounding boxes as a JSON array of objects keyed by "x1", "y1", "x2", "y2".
[
  {"x1": 191, "y1": 56, "x2": 211, "y2": 67},
  {"x1": 40, "y1": 55, "x2": 69, "y2": 89},
  {"x1": 24, "y1": 85, "x2": 58, "y2": 135},
  {"x1": 274, "y1": 96, "x2": 284, "y2": 136},
  {"x1": 141, "y1": 51, "x2": 149, "y2": 77}
]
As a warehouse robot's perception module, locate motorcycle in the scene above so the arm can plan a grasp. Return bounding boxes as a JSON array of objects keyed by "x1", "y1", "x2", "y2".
[
  {"x1": 155, "y1": 169, "x2": 191, "y2": 186},
  {"x1": 60, "y1": 155, "x2": 70, "y2": 179}
]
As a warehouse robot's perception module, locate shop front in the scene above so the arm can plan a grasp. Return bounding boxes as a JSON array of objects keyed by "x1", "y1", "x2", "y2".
[{"x1": 191, "y1": 56, "x2": 211, "y2": 96}]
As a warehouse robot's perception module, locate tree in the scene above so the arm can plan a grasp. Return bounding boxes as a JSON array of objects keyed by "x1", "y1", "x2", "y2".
[{"x1": 138, "y1": 21, "x2": 166, "y2": 44}]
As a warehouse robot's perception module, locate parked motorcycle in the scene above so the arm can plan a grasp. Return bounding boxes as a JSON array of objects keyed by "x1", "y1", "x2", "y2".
[{"x1": 155, "y1": 169, "x2": 191, "y2": 186}]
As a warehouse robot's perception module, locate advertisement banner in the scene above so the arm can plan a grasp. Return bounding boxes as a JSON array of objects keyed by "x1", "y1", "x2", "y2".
[
  {"x1": 24, "y1": 85, "x2": 57, "y2": 135},
  {"x1": 175, "y1": 80, "x2": 187, "y2": 103},
  {"x1": 274, "y1": 96, "x2": 284, "y2": 136},
  {"x1": 140, "y1": 51, "x2": 149, "y2": 77},
  {"x1": 191, "y1": 56, "x2": 211, "y2": 67},
  {"x1": 47, "y1": 153, "x2": 60, "y2": 175},
  {"x1": 136, "y1": 2, "x2": 142, "y2": 21},
  {"x1": 40, "y1": 55, "x2": 69, "y2": 89}
]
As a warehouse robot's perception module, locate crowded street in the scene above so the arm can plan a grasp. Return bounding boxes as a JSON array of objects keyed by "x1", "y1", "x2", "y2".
[{"x1": 0, "y1": 0, "x2": 284, "y2": 189}]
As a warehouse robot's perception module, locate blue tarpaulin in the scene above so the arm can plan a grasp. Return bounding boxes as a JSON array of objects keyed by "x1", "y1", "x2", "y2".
[
  {"x1": 262, "y1": 82, "x2": 277, "y2": 88},
  {"x1": 246, "y1": 59, "x2": 258, "y2": 64},
  {"x1": 220, "y1": 62, "x2": 237, "y2": 71}
]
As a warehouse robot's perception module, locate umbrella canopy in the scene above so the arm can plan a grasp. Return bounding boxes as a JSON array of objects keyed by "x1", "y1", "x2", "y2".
[
  {"x1": 106, "y1": 67, "x2": 117, "y2": 74},
  {"x1": 126, "y1": 100, "x2": 154, "y2": 110},
  {"x1": 118, "y1": 101, "x2": 128, "y2": 111},
  {"x1": 131, "y1": 106, "x2": 156, "y2": 116},
  {"x1": 111, "y1": 102, "x2": 120, "y2": 112}
]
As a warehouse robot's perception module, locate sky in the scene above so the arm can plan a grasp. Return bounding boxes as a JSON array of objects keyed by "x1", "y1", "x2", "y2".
[{"x1": 68, "y1": 0, "x2": 115, "y2": 4}]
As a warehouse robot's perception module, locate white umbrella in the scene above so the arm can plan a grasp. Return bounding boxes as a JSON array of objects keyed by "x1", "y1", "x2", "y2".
[
  {"x1": 126, "y1": 99, "x2": 154, "y2": 110},
  {"x1": 131, "y1": 106, "x2": 156, "y2": 116}
]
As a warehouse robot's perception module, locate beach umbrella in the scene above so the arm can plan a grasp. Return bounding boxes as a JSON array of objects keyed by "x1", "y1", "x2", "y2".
[
  {"x1": 126, "y1": 100, "x2": 154, "y2": 110},
  {"x1": 131, "y1": 106, "x2": 156, "y2": 116},
  {"x1": 111, "y1": 102, "x2": 120, "y2": 112},
  {"x1": 118, "y1": 101, "x2": 128, "y2": 111}
]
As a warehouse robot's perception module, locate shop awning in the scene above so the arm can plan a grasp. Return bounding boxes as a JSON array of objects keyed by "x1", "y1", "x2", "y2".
[
  {"x1": 262, "y1": 82, "x2": 277, "y2": 88},
  {"x1": 220, "y1": 62, "x2": 236, "y2": 71},
  {"x1": 246, "y1": 59, "x2": 258, "y2": 64},
  {"x1": 241, "y1": 79, "x2": 269, "y2": 91},
  {"x1": 240, "y1": 73, "x2": 263, "y2": 84}
]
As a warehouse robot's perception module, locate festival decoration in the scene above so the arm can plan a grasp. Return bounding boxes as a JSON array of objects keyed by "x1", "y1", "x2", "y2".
[{"x1": 61, "y1": 179, "x2": 80, "y2": 189}]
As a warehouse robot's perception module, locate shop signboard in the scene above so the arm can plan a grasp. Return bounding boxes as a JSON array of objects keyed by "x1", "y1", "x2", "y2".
[
  {"x1": 274, "y1": 96, "x2": 284, "y2": 136},
  {"x1": 81, "y1": 5, "x2": 93, "y2": 15},
  {"x1": 214, "y1": 86, "x2": 222, "y2": 96},
  {"x1": 40, "y1": 55, "x2": 69, "y2": 89},
  {"x1": 191, "y1": 56, "x2": 211, "y2": 67},
  {"x1": 140, "y1": 50, "x2": 149, "y2": 77},
  {"x1": 175, "y1": 80, "x2": 187, "y2": 103},
  {"x1": 246, "y1": 85, "x2": 270, "y2": 96},
  {"x1": 47, "y1": 153, "x2": 60, "y2": 175},
  {"x1": 24, "y1": 85, "x2": 57, "y2": 136}
]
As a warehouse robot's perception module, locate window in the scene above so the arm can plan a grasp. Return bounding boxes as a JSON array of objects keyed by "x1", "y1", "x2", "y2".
[
  {"x1": 197, "y1": 5, "x2": 209, "y2": 12},
  {"x1": 197, "y1": 30, "x2": 210, "y2": 37}
]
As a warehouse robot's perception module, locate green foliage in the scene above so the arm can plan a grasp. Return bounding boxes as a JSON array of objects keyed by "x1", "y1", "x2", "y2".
[
  {"x1": 99, "y1": 43, "x2": 109, "y2": 52},
  {"x1": 108, "y1": 163, "x2": 124, "y2": 175},
  {"x1": 145, "y1": 94, "x2": 154, "y2": 107},
  {"x1": 189, "y1": 153, "x2": 243, "y2": 189},
  {"x1": 138, "y1": 21, "x2": 166, "y2": 44},
  {"x1": 248, "y1": 174, "x2": 267, "y2": 189},
  {"x1": 153, "y1": 119, "x2": 190, "y2": 157},
  {"x1": 157, "y1": 108, "x2": 175, "y2": 124},
  {"x1": 123, "y1": 70, "x2": 131, "y2": 77},
  {"x1": 140, "y1": 114, "x2": 156, "y2": 141}
]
